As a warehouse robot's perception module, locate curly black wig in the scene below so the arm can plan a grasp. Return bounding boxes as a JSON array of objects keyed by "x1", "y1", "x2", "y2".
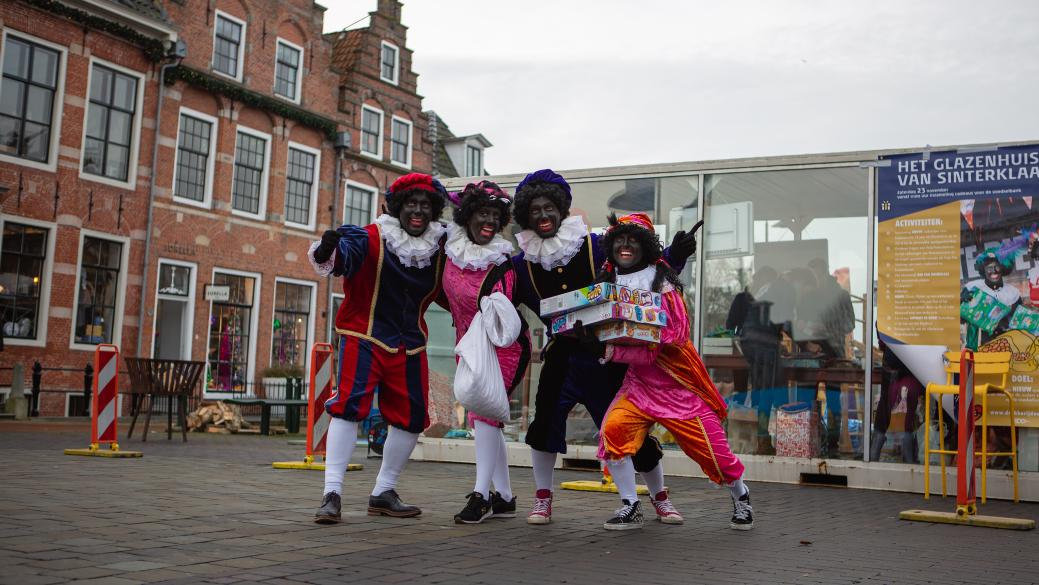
[
  {"x1": 452, "y1": 181, "x2": 512, "y2": 232},
  {"x1": 598, "y1": 213, "x2": 683, "y2": 293},
  {"x1": 513, "y1": 182, "x2": 571, "y2": 231},
  {"x1": 385, "y1": 187, "x2": 447, "y2": 222}
]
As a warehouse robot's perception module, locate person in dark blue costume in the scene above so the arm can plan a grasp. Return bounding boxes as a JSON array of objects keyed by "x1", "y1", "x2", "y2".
[{"x1": 511, "y1": 169, "x2": 697, "y2": 525}]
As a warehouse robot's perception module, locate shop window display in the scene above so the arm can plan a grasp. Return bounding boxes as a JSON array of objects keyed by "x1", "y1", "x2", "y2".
[
  {"x1": 701, "y1": 167, "x2": 870, "y2": 460},
  {"x1": 207, "y1": 273, "x2": 254, "y2": 392}
]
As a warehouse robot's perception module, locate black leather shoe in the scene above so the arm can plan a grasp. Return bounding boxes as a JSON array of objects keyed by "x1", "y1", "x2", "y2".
[
  {"x1": 314, "y1": 492, "x2": 341, "y2": 524},
  {"x1": 368, "y1": 489, "x2": 421, "y2": 517}
]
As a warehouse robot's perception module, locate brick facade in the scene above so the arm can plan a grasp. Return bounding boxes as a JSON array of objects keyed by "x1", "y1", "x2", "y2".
[{"x1": 1, "y1": 0, "x2": 436, "y2": 414}]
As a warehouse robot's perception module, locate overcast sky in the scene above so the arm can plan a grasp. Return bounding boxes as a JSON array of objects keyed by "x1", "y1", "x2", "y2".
[{"x1": 323, "y1": 1, "x2": 1039, "y2": 176}]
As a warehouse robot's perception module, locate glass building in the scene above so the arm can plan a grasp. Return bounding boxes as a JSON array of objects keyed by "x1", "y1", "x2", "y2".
[{"x1": 431, "y1": 142, "x2": 1039, "y2": 500}]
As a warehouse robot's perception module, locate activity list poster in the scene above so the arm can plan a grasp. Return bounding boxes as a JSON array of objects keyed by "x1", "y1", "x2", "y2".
[{"x1": 877, "y1": 144, "x2": 1039, "y2": 426}]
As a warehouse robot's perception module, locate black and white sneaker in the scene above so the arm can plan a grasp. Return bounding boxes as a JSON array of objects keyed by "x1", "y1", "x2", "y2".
[
  {"x1": 490, "y1": 491, "x2": 517, "y2": 518},
  {"x1": 454, "y1": 492, "x2": 493, "y2": 524},
  {"x1": 730, "y1": 490, "x2": 754, "y2": 530},
  {"x1": 603, "y1": 499, "x2": 644, "y2": 531}
]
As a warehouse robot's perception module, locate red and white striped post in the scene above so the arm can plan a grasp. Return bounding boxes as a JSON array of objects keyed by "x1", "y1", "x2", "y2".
[
  {"x1": 91, "y1": 344, "x2": 120, "y2": 452},
  {"x1": 956, "y1": 348, "x2": 977, "y2": 517},
  {"x1": 305, "y1": 343, "x2": 335, "y2": 464}
]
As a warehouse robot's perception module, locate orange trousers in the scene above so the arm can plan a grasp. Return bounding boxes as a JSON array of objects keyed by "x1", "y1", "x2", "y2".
[{"x1": 601, "y1": 395, "x2": 744, "y2": 484}]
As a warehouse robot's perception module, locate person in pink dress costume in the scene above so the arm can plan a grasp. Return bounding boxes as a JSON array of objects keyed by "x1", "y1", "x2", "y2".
[
  {"x1": 442, "y1": 181, "x2": 532, "y2": 524},
  {"x1": 575, "y1": 213, "x2": 753, "y2": 531}
]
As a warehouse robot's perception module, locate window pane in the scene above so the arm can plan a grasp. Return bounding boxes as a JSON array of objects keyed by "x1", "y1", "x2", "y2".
[
  {"x1": 112, "y1": 73, "x2": 136, "y2": 111},
  {"x1": 2, "y1": 39, "x2": 29, "y2": 78},
  {"x1": 108, "y1": 110, "x2": 131, "y2": 145},
  {"x1": 0, "y1": 222, "x2": 47, "y2": 340},
  {"x1": 83, "y1": 138, "x2": 103, "y2": 175},
  {"x1": 104, "y1": 144, "x2": 128, "y2": 180},
  {"x1": 31, "y1": 47, "x2": 59, "y2": 86},
  {"x1": 0, "y1": 79, "x2": 24, "y2": 117},
  {"x1": 90, "y1": 67, "x2": 111, "y2": 103},
  {"x1": 21, "y1": 122, "x2": 48, "y2": 162},
  {"x1": 75, "y1": 237, "x2": 121, "y2": 345},
  {"x1": 25, "y1": 85, "x2": 53, "y2": 123},
  {"x1": 158, "y1": 264, "x2": 190, "y2": 296},
  {"x1": 85, "y1": 103, "x2": 107, "y2": 139}
]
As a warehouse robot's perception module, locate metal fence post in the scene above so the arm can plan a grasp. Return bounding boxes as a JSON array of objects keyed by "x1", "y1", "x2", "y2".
[
  {"x1": 31, "y1": 361, "x2": 42, "y2": 417},
  {"x1": 83, "y1": 364, "x2": 93, "y2": 416}
]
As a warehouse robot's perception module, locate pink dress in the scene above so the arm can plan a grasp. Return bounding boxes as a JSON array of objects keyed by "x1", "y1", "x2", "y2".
[{"x1": 442, "y1": 260, "x2": 530, "y2": 428}]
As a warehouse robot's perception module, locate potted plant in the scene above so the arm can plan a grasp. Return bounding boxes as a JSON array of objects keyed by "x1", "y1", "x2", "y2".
[{"x1": 261, "y1": 363, "x2": 305, "y2": 399}]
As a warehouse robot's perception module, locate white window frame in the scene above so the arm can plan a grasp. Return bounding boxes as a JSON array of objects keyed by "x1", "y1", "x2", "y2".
[
  {"x1": 78, "y1": 57, "x2": 145, "y2": 190},
  {"x1": 171, "y1": 107, "x2": 218, "y2": 209},
  {"x1": 0, "y1": 29, "x2": 67, "y2": 172},
  {"x1": 204, "y1": 267, "x2": 261, "y2": 399},
  {"x1": 0, "y1": 215, "x2": 56, "y2": 347},
  {"x1": 465, "y1": 144, "x2": 483, "y2": 176},
  {"x1": 151, "y1": 258, "x2": 197, "y2": 360},
  {"x1": 390, "y1": 115, "x2": 413, "y2": 169},
  {"x1": 360, "y1": 104, "x2": 383, "y2": 160},
  {"x1": 343, "y1": 180, "x2": 378, "y2": 225},
  {"x1": 273, "y1": 37, "x2": 304, "y2": 104},
  {"x1": 230, "y1": 125, "x2": 272, "y2": 221},
  {"x1": 212, "y1": 10, "x2": 246, "y2": 82},
  {"x1": 270, "y1": 277, "x2": 317, "y2": 373},
  {"x1": 68, "y1": 229, "x2": 131, "y2": 352},
  {"x1": 284, "y1": 141, "x2": 321, "y2": 231},
  {"x1": 329, "y1": 292, "x2": 344, "y2": 343},
  {"x1": 380, "y1": 41, "x2": 399, "y2": 85}
]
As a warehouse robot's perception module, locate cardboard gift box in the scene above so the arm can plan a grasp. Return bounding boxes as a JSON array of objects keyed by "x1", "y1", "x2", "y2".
[
  {"x1": 959, "y1": 289, "x2": 1012, "y2": 334},
  {"x1": 540, "y1": 282, "x2": 661, "y2": 318},
  {"x1": 549, "y1": 301, "x2": 667, "y2": 336},
  {"x1": 595, "y1": 321, "x2": 663, "y2": 345}
]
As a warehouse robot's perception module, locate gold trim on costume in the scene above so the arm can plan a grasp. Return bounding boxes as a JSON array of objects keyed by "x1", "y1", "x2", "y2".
[
  {"x1": 368, "y1": 224, "x2": 385, "y2": 337},
  {"x1": 693, "y1": 416, "x2": 724, "y2": 483}
]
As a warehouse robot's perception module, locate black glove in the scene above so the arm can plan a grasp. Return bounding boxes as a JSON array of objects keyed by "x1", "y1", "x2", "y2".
[
  {"x1": 960, "y1": 287, "x2": 975, "y2": 304},
  {"x1": 314, "y1": 230, "x2": 341, "y2": 263},
  {"x1": 573, "y1": 320, "x2": 606, "y2": 359},
  {"x1": 669, "y1": 229, "x2": 697, "y2": 268}
]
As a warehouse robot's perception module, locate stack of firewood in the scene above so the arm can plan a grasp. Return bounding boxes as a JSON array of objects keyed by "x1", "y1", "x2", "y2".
[{"x1": 186, "y1": 402, "x2": 253, "y2": 434}]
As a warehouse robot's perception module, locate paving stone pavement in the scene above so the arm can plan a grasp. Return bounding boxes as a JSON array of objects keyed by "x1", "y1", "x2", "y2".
[{"x1": 1, "y1": 419, "x2": 1038, "y2": 585}]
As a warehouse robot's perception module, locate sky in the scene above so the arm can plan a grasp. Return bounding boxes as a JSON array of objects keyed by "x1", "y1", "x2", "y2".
[{"x1": 323, "y1": 1, "x2": 1039, "y2": 176}]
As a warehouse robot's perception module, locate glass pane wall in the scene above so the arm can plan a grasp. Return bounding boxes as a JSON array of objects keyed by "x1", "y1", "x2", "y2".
[{"x1": 701, "y1": 167, "x2": 870, "y2": 460}]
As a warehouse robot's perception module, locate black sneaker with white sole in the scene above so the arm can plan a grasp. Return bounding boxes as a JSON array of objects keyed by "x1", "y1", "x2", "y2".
[
  {"x1": 454, "y1": 492, "x2": 493, "y2": 524},
  {"x1": 490, "y1": 491, "x2": 516, "y2": 518},
  {"x1": 730, "y1": 490, "x2": 754, "y2": 530},
  {"x1": 603, "y1": 499, "x2": 644, "y2": 530}
]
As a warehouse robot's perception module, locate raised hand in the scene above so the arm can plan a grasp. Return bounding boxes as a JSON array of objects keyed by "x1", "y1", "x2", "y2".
[{"x1": 314, "y1": 229, "x2": 341, "y2": 263}]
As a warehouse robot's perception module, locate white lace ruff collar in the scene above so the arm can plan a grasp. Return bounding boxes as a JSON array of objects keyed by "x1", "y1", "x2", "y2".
[
  {"x1": 444, "y1": 223, "x2": 514, "y2": 271},
  {"x1": 516, "y1": 215, "x2": 589, "y2": 270},
  {"x1": 615, "y1": 264, "x2": 657, "y2": 292},
  {"x1": 375, "y1": 214, "x2": 445, "y2": 269}
]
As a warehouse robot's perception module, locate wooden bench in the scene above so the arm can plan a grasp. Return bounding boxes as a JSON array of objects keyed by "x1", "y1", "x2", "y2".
[
  {"x1": 124, "y1": 358, "x2": 206, "y2": 442},
  {"x1": 222, "y1": 398, "x2": 308, "y2": 435}
]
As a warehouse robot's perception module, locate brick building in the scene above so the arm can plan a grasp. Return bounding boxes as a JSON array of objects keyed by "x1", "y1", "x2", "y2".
[
  {"x1": 0, "y1": 0, "x2": 176, "y2": 416},
  {"x1": 1, "y1": 0, "x2": 443, "y2": 414}
]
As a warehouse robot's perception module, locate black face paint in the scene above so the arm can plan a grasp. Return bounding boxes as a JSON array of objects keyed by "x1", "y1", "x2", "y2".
[
  {"x1": 983, "y1": 260, "x2": 1004, "y2": 289},
  {"x1": 613, "y1": 234, "x2": 645, "y2": 272},
  {"x1": 398, "y1": 192, "x2": 433, "y2": 236},
  {"x1": 528, "y1": 195, "x2": 561, "y2": 239},
  {"x1": 467, "y1": 205, "x2": 501, "y2": 246}
]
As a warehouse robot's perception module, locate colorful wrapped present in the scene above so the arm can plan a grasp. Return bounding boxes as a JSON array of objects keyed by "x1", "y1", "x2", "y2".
[
  {"x1": 549, "y1": 301, "x2": 667, "y2": 336},
  {"x1": 959, "y1": 289, "x2": 1012, "y2": 334},
  {"x1": 1009, "y1": 304, "x2": 1039, "y2": 335},
  {"x1": 775, "y1": 402, "x2": 820, "y2": 458},
  {"x1": 540, "y1": 282, "x2": 662, "y2": 318},
  {"x1": 595, "y1": 321, "x2": 663, "y2": 345}
]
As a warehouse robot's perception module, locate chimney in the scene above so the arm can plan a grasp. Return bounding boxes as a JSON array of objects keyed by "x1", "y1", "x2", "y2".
[{"x1": 377, "y1": 0, "x2": 401, "y2": 21}]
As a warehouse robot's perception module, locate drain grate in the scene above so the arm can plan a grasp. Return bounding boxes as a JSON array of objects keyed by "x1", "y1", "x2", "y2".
[{"x1": 800, "y1": 472, "x2": 848, "y2": 487}]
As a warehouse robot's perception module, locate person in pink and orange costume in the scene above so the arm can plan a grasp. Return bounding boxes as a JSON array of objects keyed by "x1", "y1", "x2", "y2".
[
  {"x1": 578, "y1": 212, "x2": 754, "y2": 531},
  {"x1": 442, "y1": 181, "x2": 532, "y2": 524}
]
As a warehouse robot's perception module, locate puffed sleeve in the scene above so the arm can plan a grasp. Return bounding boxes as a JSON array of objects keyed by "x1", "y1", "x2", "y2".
[
  {"x1": 332, "y1": 225, "x2": 370, "y2": 278},
  {"x1": 608, "y1": 288, "x2": 689, "y2": 365}
]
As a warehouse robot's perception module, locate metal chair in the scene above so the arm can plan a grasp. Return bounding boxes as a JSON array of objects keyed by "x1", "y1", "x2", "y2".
[{"x1": 924, "y1": 351, "x2": 1017, "y2": 503}]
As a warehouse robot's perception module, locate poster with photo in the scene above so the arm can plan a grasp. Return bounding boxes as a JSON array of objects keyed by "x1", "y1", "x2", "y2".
[{"x1": 877, "y1": 144, "x2": 1039, "y2": 426}]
